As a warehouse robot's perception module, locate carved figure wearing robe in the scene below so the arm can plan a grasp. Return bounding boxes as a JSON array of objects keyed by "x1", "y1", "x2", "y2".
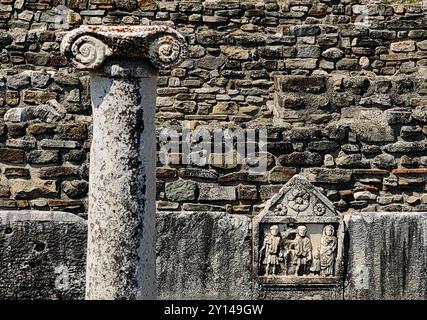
[
  {"x1": 320, "y1": 225, "x2": 337, "y2": 276},
  {"x1": 260, "y1": 225, "x2": 283, "y2": 276},
  {"x1": 310, "y1": 248, "x2": 321, "y2": 275},
  {"x1": 292, "y1": 225, "x2": 312, "y2": 276}
]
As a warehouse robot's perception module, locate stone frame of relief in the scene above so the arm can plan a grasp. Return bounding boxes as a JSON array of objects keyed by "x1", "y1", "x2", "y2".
[{"x1": 253, "y1": 175, "x2": 344, "y2": 291}]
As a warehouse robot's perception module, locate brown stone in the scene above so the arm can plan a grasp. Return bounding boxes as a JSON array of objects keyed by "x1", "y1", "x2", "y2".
[
  {"x1": 6, "y1": 124, "x2": 26, "y2": 138},
  {"x1": 10, "y1": 180, "x2": 58, "y2": 199},
  {"x1": 392, "y1": 168, "x2": 427, "y2": 174},
  {"x1": 0, "y1": 183, "x2": 10, "y2": 197},
  {"x1": 4, "y1": 167, "x2": 30, "y2": 178},
  {"x1": 0, "y1": 199, "x2": 16, "y2": 208},
  {"x1": 56, "y1": 124, "x2": 87, "y2": 140},
  {"x1": 268, "y1": 166, "x2": 297, "y2": 183},
  {"x1": 27, "y1": 123, "x2": 55, "y2": 135},
  {"x1": 0, "y1": 148, "x2": 25, "y2": 164},
  {"x1": 39, "y1": 166, "x2": 79, "y2": 178},
  {"x1": 21, "y1": 90, "x2": 57, "y2": 104},
  {"x1": 238, "y1": 185, "x2": 258, "y2": 201},
  {"x1": 69, "y1": 0, "x2": 88, "y2": 9},
  {"x1": 156, "y1": 167, "x2": 177, "y2": 178}
]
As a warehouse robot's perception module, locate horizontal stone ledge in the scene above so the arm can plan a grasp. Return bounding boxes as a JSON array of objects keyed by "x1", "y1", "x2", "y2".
[{"x1": 0, "y1": 210, "x2": 86, "y2": 224}]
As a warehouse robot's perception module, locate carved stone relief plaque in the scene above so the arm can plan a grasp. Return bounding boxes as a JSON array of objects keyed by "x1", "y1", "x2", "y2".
[{"x1": 253, "y1": 175, "x2": 344, "y2": 287}]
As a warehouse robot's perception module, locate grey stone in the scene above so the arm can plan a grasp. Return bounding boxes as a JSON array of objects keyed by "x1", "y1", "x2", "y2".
[
  {"x1": 6, "y1": 138, "x2": 36, "y2": 149},
  {"x1": 114, "y1": 0, "x2": 139, "y2": 11},
  {"x1": 351, "y1": 123, "x2": 395, "y2": 143},
  {"x1": 373, "y1": 153, "x2": 395, "y2": 169},
  {"x1": 370, "y1": 30, "x2": 396, "y2": 40},
  {"x1": 4, "y1": 100, "x2": 66, "y2": 123},
  {"x1": 22, "y1": 71, "x2": 50, "y2": 88},
  {"x1": 336, "y1": 154, "x2": 370, "y2": 169},
  {"x1": 353, "y1": 191, "x2": 377, "y2": 201},
  {"x1": 157, "y1": 211, "x2": 252, "y2": 299},
  {"x1": 285, "y1": 58, "x2": 317, "y2": 69},
  {"x1": 24, "y1": 52, "x2": 50, "y2": 66},
  {"x1": 296, "y1": 45, "x2": 320, "y2": 58},
  {"x1": 307, "y1": 141, "x2": 339, "y2": 152},
  {"x1": 278, "y1": 151, "x2": 323, "y2": 166},
  {"x1": 384, "y1": 141, "x2": 427, "y2": 153},
  {"x1": 385, "y1": 109, "x2": 412, "y2": 125},
  {"x1": 291, "y1": 25, "x2": 321, "y2": 36},
  {"x1": 0, "y1": 211, "x2": 86, "y2": 299},
  {"x1": 178, "y1": 168, "x2": 218, "y2": 180},
  {"x1": 344, "y1": 212, "x2": 427, "y2": 300},
  {"x1": 336, "y1": 58, "x2": 359, "y2": 70},
  {"x1": 195, "y1": 55, "x2": 226, "y2": 70},
  {"x1": 359, "y1": 94, "x2": 391, "y2": 107},
  {"x1": 413, "y1": 106, "x2": 427, "y2": 123},
  {"x1": 62, "y1": 180, "x2": 89, "y2": 199},
  {"x1": 0, "y1": 31, "x2": 12, "y2": 48},
  {"x1": 165, "y1": 180, "x2": 197, "y2": 201},
  {"x1": 6, "y1": 74, "x2": 30, "y2": 90},
  {"x1": 322, "y1": 48, "x2": 344, "y2": 59},
  {"x1": 53, "y1": 69, "x2": 80, "y2": 85},
  {"x1": 343, "y1": 77, "x2": 370, "y2": 94},
  {"x1": 303, "y1": 168, "x2": 352, "y2": 184},
  {"x1": 199, "y1": 184, "x2": 236, "y2": 201},
  {"x1": 39, "y1": 140, "x2": 80, "y2": 149},
  {"x1": 400, "y1": 126, "x2": 422, "y2": 138},
  {"x1": 289, "y1": 127, "x2": 321, "y2": 140}
]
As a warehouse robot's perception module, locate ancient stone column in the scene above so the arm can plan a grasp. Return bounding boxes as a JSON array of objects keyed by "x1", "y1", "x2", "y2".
[{"x1": 60, "y1": 26, "x2": 187, "y2": 300}]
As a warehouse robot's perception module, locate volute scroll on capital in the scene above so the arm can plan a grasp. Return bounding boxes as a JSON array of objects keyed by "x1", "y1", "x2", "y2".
[{"x1": 60, "y1": 25, "x2": 188, "y2": 70}]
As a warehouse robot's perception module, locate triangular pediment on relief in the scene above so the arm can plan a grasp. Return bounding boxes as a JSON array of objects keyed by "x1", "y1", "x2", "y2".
[{"x1": 262, "y1": 175, "x2": 338, "y2": 217}]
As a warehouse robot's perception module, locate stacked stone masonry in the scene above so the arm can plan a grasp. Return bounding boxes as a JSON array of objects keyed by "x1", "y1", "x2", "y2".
[{"x1": 0, "y1": 0, "x2": 426, "y2": 217}]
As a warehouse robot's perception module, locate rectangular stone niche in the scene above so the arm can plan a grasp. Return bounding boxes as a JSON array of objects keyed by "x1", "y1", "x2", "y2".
[{"x1": 257, "y1": 221, "x2": 341, "y2": 286}]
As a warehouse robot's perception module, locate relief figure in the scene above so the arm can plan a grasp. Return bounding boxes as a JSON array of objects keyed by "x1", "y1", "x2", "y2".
[
  {"x1": 259, "y1": 225, "x2": 283, "y2": 276},
  {"x1": 320, "y1": 224, "x2": 337, "y2": 276},
  {"x1": 291, "y1": 225, "x2": 312, "y2": 276},
  {"x1": 310, "y1": 248, "x2": 321, "y2": 275}
]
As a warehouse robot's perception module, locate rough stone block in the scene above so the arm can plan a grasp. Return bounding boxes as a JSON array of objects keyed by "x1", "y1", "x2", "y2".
[
  {"x1": 0, "y1": 211, "x2": 86, "y2": 299},
  {"x1": 344, "y1": 212, "x2": 427, "y2": 300},
  {"x1": 199, "y1": 184, "x2": 236, "y2": 201},
  {"x1": 303, "y1": 168, "x2": 353, "y2": 184},
  {"x1": 275, "y1": 75, "x2": 326, "y2": 94},
  {"x1": 157, "y1": 211, "x2": 252, "y2": 299},
  {"x1": 165, "y1": 179, "x2": 197, "y2": 201},
  {"x1": 0, "y1": 148, "x2": 25, "y2": 164}
]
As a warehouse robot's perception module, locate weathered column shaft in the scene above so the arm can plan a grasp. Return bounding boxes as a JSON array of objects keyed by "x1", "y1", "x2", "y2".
[
  {"x1": 60, "y1": 25, "x2": 187, "y2": 300},
  {"x1": 87, "y1": 60, "x2": 156, "y2": 299}
]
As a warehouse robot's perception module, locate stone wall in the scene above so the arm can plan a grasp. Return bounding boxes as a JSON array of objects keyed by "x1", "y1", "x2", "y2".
[{"x1": 0, "y1": 0, "x2": 426, "y2": 216}]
